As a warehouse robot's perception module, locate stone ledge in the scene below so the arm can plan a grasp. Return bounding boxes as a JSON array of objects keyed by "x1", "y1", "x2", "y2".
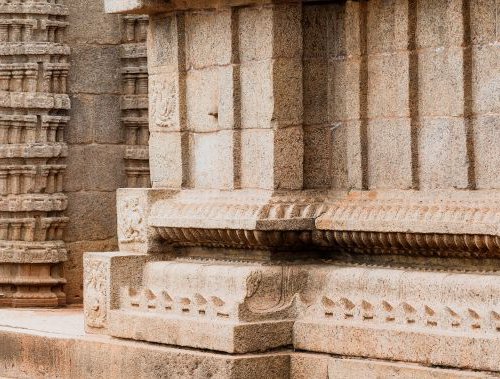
[
  {"x1": 0, "y1": 193, "x2": 67, "y2": 212},
  {"x1": 291, "y1": 353, "x2": 498, "y2": 379},
  {"x1": 0, "y1": 3, "x2": 69, "y2": 16},
  {"x1": 0, "y1": 240, "x2": 67, "y2": 263},
  {"x1": 0, "y1": 43, "x2": 70, "y2": 57},
  {"x1": 0, "y1": 308, "x2": 289, "y2": 379},
  {"x1": 104, "y1": 0, "x2": 171, "y2": 14},
  {"x1": 104, "y1": 0, "x2": 301, "y2": 14},
  {"x1": 0, "y1": 309, "x2": 497, "y2": 378},
  {"x1": 121, "y1": 188, "x2": 500, "y2": 257},
  {"x1": 108, "y1": 310, "x2": 294, "y2": 354}
]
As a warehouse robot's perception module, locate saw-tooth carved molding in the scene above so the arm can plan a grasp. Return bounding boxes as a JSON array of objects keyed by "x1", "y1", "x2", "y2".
[{"x1": 119, "y1": 261, "x2": 304, "y2": 322}]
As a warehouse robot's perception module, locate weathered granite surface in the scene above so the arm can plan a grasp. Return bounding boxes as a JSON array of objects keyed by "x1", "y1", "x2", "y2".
[
  {"x1": 81, "y1": 0, "x2": 500, "y2": 376},
  {"x1": 1, "y1": 308, "x2": 498, "y2": 379},
  {"x1": 0, "y1": 0, "x2": 497, "y2": 377}
]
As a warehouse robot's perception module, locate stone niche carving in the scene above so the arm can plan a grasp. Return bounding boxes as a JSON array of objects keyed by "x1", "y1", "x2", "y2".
[
  {"x1": 0, "y1": 0, "x2": 70, "y2": 307},
  {"x1": 86, "y1": 0, "x2": 500, "y2": 375}
]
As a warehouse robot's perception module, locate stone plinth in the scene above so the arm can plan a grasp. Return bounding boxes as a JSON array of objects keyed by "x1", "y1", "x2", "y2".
[
  {"x1": 1, "y1": 308, "x2": 498, "y2": 379},
  {"x1": 84, "y1": 0, "x2": 500, "y2": 376}
]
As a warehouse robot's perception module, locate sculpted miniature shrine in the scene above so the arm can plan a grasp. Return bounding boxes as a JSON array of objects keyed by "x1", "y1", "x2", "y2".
[{"x1": 1, "y1": 0, "x2": 500, "y2": 377}]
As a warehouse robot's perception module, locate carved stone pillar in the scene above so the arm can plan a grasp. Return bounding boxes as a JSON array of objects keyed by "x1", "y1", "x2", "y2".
[
  {"x1": 85, "y1": 0, "x2": 500, "y2": 374},
  {"x1": 0, "y1": 0, "x2": 69, "y2": 307}
]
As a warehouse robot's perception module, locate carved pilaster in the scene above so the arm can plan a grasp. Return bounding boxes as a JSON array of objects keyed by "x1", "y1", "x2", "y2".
[{"x1": 121, "y1": 15, "x2": 150, "y2": 188}]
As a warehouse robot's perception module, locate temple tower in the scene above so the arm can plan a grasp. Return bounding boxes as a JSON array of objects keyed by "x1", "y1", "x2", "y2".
[{"x1": 0, "y1": 0, "x2": 70, "y2": 307}]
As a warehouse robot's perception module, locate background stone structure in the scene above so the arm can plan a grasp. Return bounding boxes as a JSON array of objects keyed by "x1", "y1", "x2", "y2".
[
  {"x1": 0, "y1": 0, "x2": 69, "y2": 307},
  {"x1": 64, "y1": 1, "x2": 150, "y2": 304},
  {"x1": 0, "y1": 0, "x2": 151, "y2": 306},
  {"x1": 62, "y1": 0, "x2": 126, "y2": 304}
]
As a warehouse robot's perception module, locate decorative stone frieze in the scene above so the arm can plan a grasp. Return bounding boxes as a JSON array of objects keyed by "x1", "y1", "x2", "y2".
[
  {"x1": 121, "y1": 14, "x2": 150, "y2": 187},
  {"x1": 0, "y1": 0, "x2": 70, "y2": 307}
]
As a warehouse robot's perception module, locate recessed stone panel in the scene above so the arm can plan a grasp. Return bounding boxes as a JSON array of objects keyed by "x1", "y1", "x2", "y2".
[
  {"x1": 185, "y1": 9, "x2": 232, "y2": 69},
  {"x1": 189, "y1": 130, "x2": 234, "y2": 189},
  {"x1": 367, "y1": 118, "x2": 412, "y2": 189},
  {"x1": 418, "y1": 117, "x2": 468, "y2": 189},
  {"x1": 418, "y1": 48, "x2": 464, "y2": 117},
  {"x1": 474, "y1": 114, "x2": 500, "y2": 189},
  {"x1": 149, "y1": 131, "x2": 183, "y2": 188},
  {"x1": 186, "y1": 66, "x2": 235, "y2": 132}
]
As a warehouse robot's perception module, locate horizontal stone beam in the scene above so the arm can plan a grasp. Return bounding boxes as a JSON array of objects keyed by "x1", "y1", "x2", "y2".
[
  {"x1": 105, "y1": 0, "x2": 303, "y2": 14},
  {"x1": 104, "y1": 0, "x2": 170, "y2": 14}
]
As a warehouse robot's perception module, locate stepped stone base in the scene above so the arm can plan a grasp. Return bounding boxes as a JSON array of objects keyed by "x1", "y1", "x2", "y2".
[{"x1": 0, "y1": 308, "x2": 498, "y2": 379}]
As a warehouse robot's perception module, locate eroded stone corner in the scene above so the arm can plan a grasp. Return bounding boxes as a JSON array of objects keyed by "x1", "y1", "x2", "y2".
[{"x1": 83, "y1": 251, "x2": 153, "y2": 334}]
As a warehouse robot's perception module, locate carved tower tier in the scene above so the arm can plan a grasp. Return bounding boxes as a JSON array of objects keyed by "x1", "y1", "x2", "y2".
[
  {"x1": 0, "y1": 0, "x2": 69, "y2": 307},
  {"x1": 121, "y1": 14, "x2": 150, "y2": 188},
  {"x1": 85, "y1": 0, "x2": 500, "y2": 375}
]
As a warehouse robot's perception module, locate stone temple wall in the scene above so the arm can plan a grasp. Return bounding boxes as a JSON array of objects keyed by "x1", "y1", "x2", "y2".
[
  {"x1": 301, "y1": 0, "x2": 499, "y2": 192},
  {"x1": 81, "y1": 0, "x2": 500, "y2": 376},
  {"x1": 0, "y1": 0, "x2": 69, "y2": 307},
  {"x1": 62, "y1": 0, "x2": 127, "y2": 304}
]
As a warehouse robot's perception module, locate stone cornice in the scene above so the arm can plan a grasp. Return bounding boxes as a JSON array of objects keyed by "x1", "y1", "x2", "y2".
[
  {"x1": 104, "y1": 0, "x2": 171, "y2": 14},
  {"x1": 137, "y1": 189, "x2": 500, "y2": 257},
  {"x1": 104, "y1": 0, "x2": 301, "y2": 14}
]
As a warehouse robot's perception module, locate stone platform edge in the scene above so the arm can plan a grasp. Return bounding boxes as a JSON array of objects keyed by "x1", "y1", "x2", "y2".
[{"x1": 0, "y1": 309, "x2": 498, "y2": 379}]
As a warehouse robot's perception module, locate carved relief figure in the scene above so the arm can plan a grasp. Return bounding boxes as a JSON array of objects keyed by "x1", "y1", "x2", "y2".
[
  {"x1": 119, "y1": 197, "x2": 146, "y2": 243},
  {"x1": 152, "y1": 76, "x2": 177, "y2": 128}
]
